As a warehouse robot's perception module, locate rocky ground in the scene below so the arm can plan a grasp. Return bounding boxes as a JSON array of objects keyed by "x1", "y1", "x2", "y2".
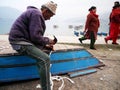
[{"x1": 0, "y1": 43, "x2": 120, "y2": 90}]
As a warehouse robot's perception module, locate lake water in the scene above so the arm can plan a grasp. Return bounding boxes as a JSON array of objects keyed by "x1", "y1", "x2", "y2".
[
  {"x1": 45, "y1": 21, "x2": 109, "y2": 36},
  {"x1": 0, "y1": 18, "x2": 109, "y2": 36}
]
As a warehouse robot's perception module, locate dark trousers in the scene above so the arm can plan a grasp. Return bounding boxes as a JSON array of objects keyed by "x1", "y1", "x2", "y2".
[
  {"x1": 17, "y1": 45, "x2": 51, "y2": 90},
  {"x1": 79, "y1": 31, "x2": 95, "y2": 48},
  {"x1": 90, "y1": 31, "x2": 95, "y2": 48}
]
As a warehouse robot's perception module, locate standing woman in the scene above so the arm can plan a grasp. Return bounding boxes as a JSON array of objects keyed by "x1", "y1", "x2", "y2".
[{"x1": 78, "y1": 6, "x2": 100, "y2": 50}]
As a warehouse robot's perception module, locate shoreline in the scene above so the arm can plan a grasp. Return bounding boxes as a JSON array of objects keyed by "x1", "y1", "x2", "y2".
[{"x1": 1, "y1": 34, "x2": 120, "y2": 45}]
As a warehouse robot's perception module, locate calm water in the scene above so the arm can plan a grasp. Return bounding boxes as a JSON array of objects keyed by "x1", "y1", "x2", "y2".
[
  {"x1": 45, "y1": 21, "x2": 109, "y2": 36},
  {"x1": 0, "y1": 18, "x2": 109, "y2": 36}
]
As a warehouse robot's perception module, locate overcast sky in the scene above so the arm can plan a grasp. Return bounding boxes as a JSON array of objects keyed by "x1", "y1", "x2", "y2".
[
  {"x1": 0, "y1": 0, "x2": 119, "y2": 35},
  {"x1": 0, "y1": 0, "x2": 118, "y2": 20}
]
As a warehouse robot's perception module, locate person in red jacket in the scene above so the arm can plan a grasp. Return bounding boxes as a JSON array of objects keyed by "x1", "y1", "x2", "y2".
[
  {"x1": 78, "y1": 6, "x2": 100, "y2": 50},
  {"x1": 105, "y1": 2, "x2": 120, "y2": 45}
]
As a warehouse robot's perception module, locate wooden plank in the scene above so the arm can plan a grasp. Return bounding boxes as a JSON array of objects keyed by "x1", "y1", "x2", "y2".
[{"x1": 69, "y1": 69, "x2": 97, "y2": 78}]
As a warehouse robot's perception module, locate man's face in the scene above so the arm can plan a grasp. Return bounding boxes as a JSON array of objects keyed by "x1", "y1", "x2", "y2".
[{"x1": 43, "y1": 9, "x2": 54, "y2": 20}]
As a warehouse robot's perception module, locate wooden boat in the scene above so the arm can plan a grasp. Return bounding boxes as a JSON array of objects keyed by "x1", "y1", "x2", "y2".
[{"x1": 0, "y1": 43, "x2": 105, "y2": 83}]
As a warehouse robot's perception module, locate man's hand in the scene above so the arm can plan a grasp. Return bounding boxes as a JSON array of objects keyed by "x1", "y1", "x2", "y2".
[
  {"x1": 45, "y1": 44, "x2": 54, "y2": 51},
  {"x1": 47, "y1": 35, "x2": 57, "y2": 51},
  {"x1": 53, "y1": 35, "x2": 57, "y2": 44},
  {"x1": 49, "y1": 35, "x2": 57, "y2": 45},
  {"x1": 49, "y1": 39, "x2": 56, "y2": 45}
]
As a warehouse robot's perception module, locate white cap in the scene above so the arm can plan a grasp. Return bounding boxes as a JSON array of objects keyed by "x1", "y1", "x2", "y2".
[{"x1": 42, "y1": 1, "x2": 57, "y2": 14}]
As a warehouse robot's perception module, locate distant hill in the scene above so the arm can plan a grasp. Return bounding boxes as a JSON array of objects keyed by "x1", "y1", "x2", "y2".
[
  {"x1": 0, "y1": 7, "x2": 22, "y2": 34},
  {"x1": 0, "y1": 6, "x2": 22, "y2": 19}
]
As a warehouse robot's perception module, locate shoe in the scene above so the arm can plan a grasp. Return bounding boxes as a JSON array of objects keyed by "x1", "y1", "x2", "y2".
[
  {"x1": 112, "y1": 42, "x2": 119, "y2": 45},
  {"x1": 104, "y1": 38, "x2": 108, "y2": 44},
  {"x1": 78, "y1": 38, "x2": 83, "y2": 43},
  {"x1": 90, "y1": 47, "x2": 96, "y2": 50}
]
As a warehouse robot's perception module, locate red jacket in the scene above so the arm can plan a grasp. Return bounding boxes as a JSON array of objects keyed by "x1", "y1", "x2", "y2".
[
  {"x1": 85, "y1": 12, "x2": 100, "y2": 32},
  {"x1": 111, "y1": 8, "x2": 120, "y2": 23},
  {"x1": 84, "y1": 12, "x2": 100, "y2": 39},
  {"x1": 110, "y1": 8, "x2": 120, "y2": 37}
]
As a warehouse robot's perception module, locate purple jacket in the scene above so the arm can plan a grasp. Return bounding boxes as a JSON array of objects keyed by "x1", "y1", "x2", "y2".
[{"x1": 9, "y1": 6, "x2": 50, "y2": 49}]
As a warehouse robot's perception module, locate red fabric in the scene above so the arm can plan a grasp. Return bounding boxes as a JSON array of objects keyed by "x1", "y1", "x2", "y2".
[
  {"x1": 110, "y1": 23, "x2": 119, "y2": 37},
  {"x1": 106, "y1": 8, "x2": 120, "y2": 43},
  {"x1": 90, "y1": 11, "x2": 99, "y2": 18},
  {"x1": 117, "y1": 27, "x2": 120, "y2": 38},
  {"x1": 108, "y1": 23, "x2": 119, "y2": 43},
  {"x1": 84, "y1": 11, "x2": 100, "y2": 39},
  {"x1": 111, "y1": 8, "x2": 120, "y2": 18}
]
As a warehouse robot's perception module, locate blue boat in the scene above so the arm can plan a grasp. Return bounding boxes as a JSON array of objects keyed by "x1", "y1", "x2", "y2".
[{"x1": 0, "y1": 48, "x2": 104, "y2": 83}]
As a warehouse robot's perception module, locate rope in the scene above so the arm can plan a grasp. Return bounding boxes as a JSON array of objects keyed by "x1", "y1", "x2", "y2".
[
  {"x1": 36, "y1": 74, "x2": 75, "y2": 90},
  {"x1": 50, "y1": 75, "x2": 75, "y2": 90},
  {"x1": 49, "y1": 57, "x2": 75, "y2": 90},
  {"x1": 36, "y1": 64, "x2": 74, "y2": 90}
]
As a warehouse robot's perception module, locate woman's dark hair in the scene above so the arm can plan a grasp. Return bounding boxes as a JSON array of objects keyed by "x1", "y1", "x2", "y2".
[
  {"x1": 114, "y1": 1, "x2": 119, "y2": 6},
  {"x1": 113, "y1": 1, "x2": 120, "y2": 9},
  {"x1": 89, "y1": 6, "x2": 96, "y2": 11}
]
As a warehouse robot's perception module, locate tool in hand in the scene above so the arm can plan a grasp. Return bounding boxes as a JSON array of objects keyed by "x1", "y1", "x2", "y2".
[{"x1": 53, "y1": 35, "x2": 57, "y2": 44}]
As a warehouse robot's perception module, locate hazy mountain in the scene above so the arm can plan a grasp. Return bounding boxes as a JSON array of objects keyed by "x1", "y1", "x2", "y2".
[{"x1": 0, "y1": 6, "x2": 22, "y2": 34}]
